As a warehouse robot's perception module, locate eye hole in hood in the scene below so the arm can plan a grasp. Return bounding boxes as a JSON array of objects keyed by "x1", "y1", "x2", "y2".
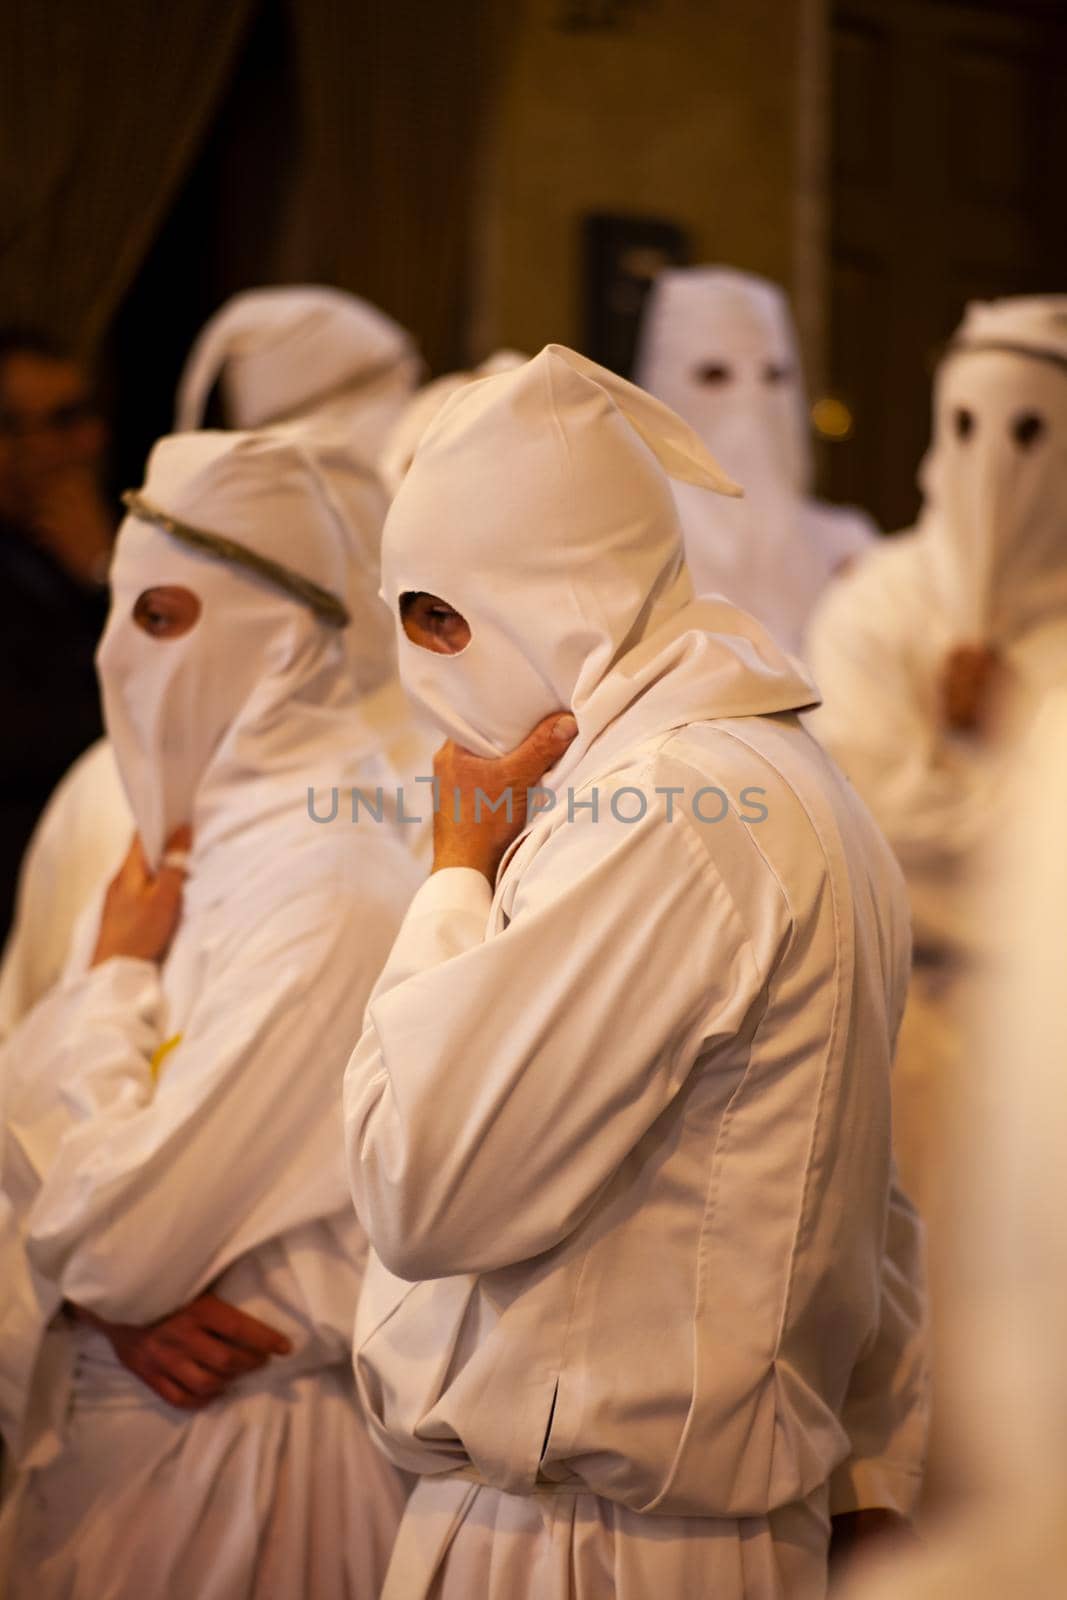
[
  {"x1": 400, "y1": 590, "x2": 471, "y2": 656},
  {"x1": 693, "y1": 361, "x2": 732, "y2": 385},
  {"x1": 954, "y1": 407, "x2": 975, "y2": 441},
  {"x1": 1012, "y1": 411, "x2": 1046, "y2": 450}
]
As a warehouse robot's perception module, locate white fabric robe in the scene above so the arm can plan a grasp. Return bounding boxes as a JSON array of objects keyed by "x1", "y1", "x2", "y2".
[
  {"x1": 0, "y1": 676, "x2": 432, "y2": 1048},
  {"x1": 805, "y1": 528, "x2": 1067, "y2": 1222},
  {"x1": 807, "y1": 302, "x2": 1067, "y2": 1228},
  {"x1": 838, "y1": 696, "x2": 1067, "y2": 1597},
  {"x1": 0, "y1": 738, "x2": 129, "y2": 1046},
  {"x1": 344, "y1": 617, "x2": 925, "y2": 1598},
  {"x1": 670, "y1": 478, "x2": 875, "y2": 659},
  {"x1": 0, "y1": 428, "x2": 428, "y2": 1598},
  {"x1": 0, "y1": 794, "x2": 421, "y2": 1598}
]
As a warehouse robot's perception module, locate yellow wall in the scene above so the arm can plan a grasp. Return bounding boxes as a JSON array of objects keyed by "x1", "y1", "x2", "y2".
[{"x1": 475, "y1": 0, "x2": 811, "y2": 359}]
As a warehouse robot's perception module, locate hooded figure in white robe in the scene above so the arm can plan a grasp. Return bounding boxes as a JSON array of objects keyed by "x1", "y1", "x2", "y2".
[
  {"x1": 173, "y1": 282, "x2": 422, "y2": 450},
  {"x1": 0, "y1": 286, "x2": 427, "y2": 1041},
  {"x1": 840, "y1": 685, "x2": 1067, "y2": 1598},
  {"x1": 635, "y1": 266, "x2": 876, "y2": 655},
  {"x1": 341, "y1": 345, "x2": 927, "y2": 1599},
  {"x1": 0, "y1": 430, "x2": 424, "y2": 1598},
  {"x1": 805, "y1": 295, "x2": 1067, "y2": 1227}
]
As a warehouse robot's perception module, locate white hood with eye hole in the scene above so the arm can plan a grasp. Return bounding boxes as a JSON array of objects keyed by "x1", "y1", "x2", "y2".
[
  {"x1": 919, "y1": 296, "x2": 1067, "y2": 644},
  {"x1": 97, "y1": 429, "x2": 392, "y2": 870},
  {"x1": 635, "y1": 266, "x2": 812, "y2": 498},
  {"x1": 172, "y1": 288, "x2": 424, "y2": 697},
  {"x1": 633, "y1": 267, "x2": 874, "y2": 655},
  {"x1": 380, "y1": 344, "x2": 819, "y2": 773}
]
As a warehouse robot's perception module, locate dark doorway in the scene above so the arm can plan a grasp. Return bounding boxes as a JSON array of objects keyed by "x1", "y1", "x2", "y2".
[
  {"x1": 824, "y1": 0, "x2": 1067, "y2": 532},
  {"x1": 105, "y1": 0, "x2": 300, "y2": 495}
]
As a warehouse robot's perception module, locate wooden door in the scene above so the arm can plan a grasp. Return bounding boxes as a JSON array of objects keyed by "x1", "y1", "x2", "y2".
[{"x1": 825, "y1": 0, "x2": 1067, "y2": 532}]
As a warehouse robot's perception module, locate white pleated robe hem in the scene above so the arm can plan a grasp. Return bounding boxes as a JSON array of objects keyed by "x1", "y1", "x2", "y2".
[
  {"x1": 0, "y1": 1358, "x2": 406, "y2": 1600},
  {"x1": 381, "y1": 1476, "x2": 829, "y2": 1600}
]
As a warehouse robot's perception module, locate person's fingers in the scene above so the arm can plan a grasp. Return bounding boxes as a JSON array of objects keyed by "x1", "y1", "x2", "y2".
[
  {"x1": 157, "y1": 1377, "x2": 214, "y2": 1411},
  {"x1": 154, "y1": 823, "x2": 192, "y2": 886},
  {"x1": 524, "y1": 711, "x2": 579, "y2": 757},
  {"x1": 440, "y1": 712, "x2": 578, "y2": 783},
  {"x1": 208, "y1": 1340, "x2": 267, "y2": 1378},
  {"x1": 144, "y1": 1369, "x2": 202, "y2": 1410},
  {"x1": 162, "y1": 1320, "x2": 267, "y2": 1378},
  {"x1": 156, "y1": 1351, "x2": 226, "y2": 1400},
  {"x1": 507, "y1": 711, "x2": 579, "y2": 782},
  {"x1": 161, "y1": 823, "x2": 193, "y2": 865},
  {"x1": 150, "y1": 827, "x2": 192, "y2": 921},
  {"x1": 127, "y1": 1346, "x2": 215, "y2": 1409},
  {"x1": 149, "y1": 865, "x2": 186, "y2": 911},
  {"x1": 190, "y1": 1294, "x2": 292, "y2": 1357}
]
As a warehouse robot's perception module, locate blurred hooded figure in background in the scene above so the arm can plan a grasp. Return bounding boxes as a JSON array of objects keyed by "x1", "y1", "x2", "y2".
[
  {"x1": 0, "y1": 430, "x2": 422, "y2": 1598},
  {"x1": 635, "y1": 266, "x2": 876, "y2": 656},
  {"x1": 173, "y1": 283, "x2": 422, "y2": 451},
  {"x1": 343, "y1": 346, "x2": 926, "y2": 1600},
  {"x1": 378, "y1": 348, "x2": 527, "y2": 497},
  {"x1": 0, "y1": 285, "x2": 427, "y2": 1040},
  {"x1": 805, "y1": 296, "x2": 1067, "y2": 1228},
  {"x1": 842, "y1": 686, "x2": 1067, "y2": 1598}
]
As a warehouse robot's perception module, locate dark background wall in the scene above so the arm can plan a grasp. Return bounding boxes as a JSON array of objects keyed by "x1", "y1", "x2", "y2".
[
  {"x1": 108, "y1": 0, "x2": 304, "y2": 491},
  {"x1": 825, "y1": 0, "x2": 1067, "y2": 530},
  {"x1": 4, "y1": 0, "x2": 1064, "y2": 524}
]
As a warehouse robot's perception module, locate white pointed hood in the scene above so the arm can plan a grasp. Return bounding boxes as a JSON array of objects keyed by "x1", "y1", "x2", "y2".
[
  {"x1": 271, "y1": 416, "x2": 397, "y2": 696},
  {"x1": 174, "y1": 286, "x2": 413, "y2": 696},
  {"x1": 380, "y1": 344, "x2": 818, "y2": 777},
  {"x1": 635, "y1": 266, "x2": 812, "y2": 496},
  {"x1": 633, "y1": 267, "x2": 873, "y2": 654},
  {"x1": 173, "y1": 285, "x2": 421, "y2": 452},
  {"x1": 919, "y1": 296, "x2": 1067, "y2": 644},
  {"x1": 378, "y1": 350, "x2": 528, "y2": 497},
  {"x1": 97, "y1": 430, "x2": 387, "y2": 870}
]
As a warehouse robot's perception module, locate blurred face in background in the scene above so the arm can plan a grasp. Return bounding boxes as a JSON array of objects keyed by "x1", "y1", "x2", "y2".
[{"x1": 0, "y1": 349, "x2": 106, "y2": 524}]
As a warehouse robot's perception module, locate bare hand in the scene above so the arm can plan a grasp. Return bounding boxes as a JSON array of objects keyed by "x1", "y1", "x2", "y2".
[
  {"x1": 432, "y1": 712, "x2": 579, "y2": 882},
  {"x1": 71, "y1": 1293, "x2": 292, "y2": 1410},
  {"x1": 941, "y1": 643, "x2": 1008, "y2": 737},
  {"x1": 91, "y1": 826, "x2": 191, "y2": 968}
]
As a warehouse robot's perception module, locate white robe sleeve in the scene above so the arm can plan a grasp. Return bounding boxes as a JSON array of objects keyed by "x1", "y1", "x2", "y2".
[
  {"x1": 805, "y1": 547, "x2": 999, "y2": 951},
  {"x1": 7, "y1": 873, "x2": 399, "y2": 1324},
  {"x1": 0, "y1": 739, "x2": 130, "y2": 1045},
  {"x1": 830, "y1": 1170, "x2": 929, "y2": 1518},
  {"x1": 344, "y1": 798, "x2": 760, "y2": 1282},
  {"x1": 3, "y1": 957, "x2": 164, "y2": 1190}
]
